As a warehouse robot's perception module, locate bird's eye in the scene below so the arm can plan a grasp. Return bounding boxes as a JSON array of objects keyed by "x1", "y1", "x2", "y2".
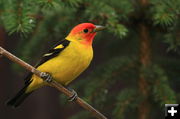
[{"x1": 83, "y1": 29, "x2": 89, "y2": 33}]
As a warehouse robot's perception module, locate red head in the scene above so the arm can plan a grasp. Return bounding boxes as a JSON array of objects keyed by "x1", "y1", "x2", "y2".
[{"x1": 66, "y1": 23, "x2": 105, "y2": 45}]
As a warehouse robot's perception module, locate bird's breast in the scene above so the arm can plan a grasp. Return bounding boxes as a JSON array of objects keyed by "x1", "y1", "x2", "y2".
[
  {"x1": 55, "y1": 43, "x2": 93, "y2": 85},
  {"x1": 47, "y1": 42, "x2": 93, "y2": 85},
  {"x1": 27, "y1": 41, "x2": 93, "y2": 92}
]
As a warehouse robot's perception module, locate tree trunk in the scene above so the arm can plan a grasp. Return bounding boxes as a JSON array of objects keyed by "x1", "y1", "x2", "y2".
[
  {"x1": 137, "y1": 0, "x2": 151, "y2": 119},
  {"x1": 138, "y1": 23, "x2": 151, "y2": 119}
]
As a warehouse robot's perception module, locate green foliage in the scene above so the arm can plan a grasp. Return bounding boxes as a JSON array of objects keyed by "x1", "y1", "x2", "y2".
[
  {"x1": 62, "y1": 0, "x2": 83, "y2": 7},
  {"x1": 113, "y1": 89, "x2": 141, "y2": 119},
  {"x1": 69, "y1": 58, "x2": 177, "y2": 118},
  {"x1": 150, "y1": 0, "x2": 180, "y2": 27},
  {"x1": 142, "y1": 65, "x2": 177, "y2": 106},
  {"x1": 104, "y1": 0, "x2": 134, "y2": 20},
  {"x1": 108, "y1": 24, "x2": 128, "y2": 39},
  {"x1": 83, "y1": 0, "x2": 129, "y2": 38},
  {"x1": 164, "y1": 33, "x2": 180, "y2": 51},
  {"x1": 152, "y1": 66, "x2": 176, "y2": 105},
  {"x1": 163, "y1": 19, "x2": 180, "y2": 51},
  {"x1": 1, "y1": 0, "x2": 36, "y2": 36},
  {"x1": 37, "y1": 0, "x2": 57, "y2": 9},
  {"x1": 78, "y1": 57, "x2": 137, "y2": 98}
]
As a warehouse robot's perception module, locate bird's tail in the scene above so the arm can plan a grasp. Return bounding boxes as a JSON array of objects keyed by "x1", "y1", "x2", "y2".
[{"x1": 6, "y1": 81, "x2": 32, "y2": 108}]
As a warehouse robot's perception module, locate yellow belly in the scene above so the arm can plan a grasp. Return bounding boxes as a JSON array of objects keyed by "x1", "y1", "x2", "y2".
[{"x1": 26, "y1": 41, "x2": 93, "y2": 92}]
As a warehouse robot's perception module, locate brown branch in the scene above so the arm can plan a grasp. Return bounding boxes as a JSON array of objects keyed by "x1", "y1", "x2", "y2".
[{"x1": 0, "y1": 47, "x2": 108, "y2": 119}]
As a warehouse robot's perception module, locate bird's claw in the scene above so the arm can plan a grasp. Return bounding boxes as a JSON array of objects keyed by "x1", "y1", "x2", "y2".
[
  {"x1": 68, "y1": 88, "x2": 78, "y2": 101},
  {"x1": 40, "y1": 72, "x2": 53, "y2": 82},
  {"x1": 40, "y1": 73, "x2": 78, "y2": 101}
]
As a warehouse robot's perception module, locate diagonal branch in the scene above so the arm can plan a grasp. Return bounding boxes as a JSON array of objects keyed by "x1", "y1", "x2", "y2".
[{"x1": 0, "y1": 47, "x2": 107, "y2": 119}]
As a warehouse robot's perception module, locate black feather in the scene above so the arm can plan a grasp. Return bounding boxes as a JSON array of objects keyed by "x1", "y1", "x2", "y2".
[
  {"x1": 6, "y1": 80, "x2": 32, "y2": 108},
  {"x1": 24, "y1": 39, "x2": 70, "y2": 84},
  {"x1": 36, "y1": 39, "x2": 70, "y2": 67},
  {"x1": 6, "y1": 39, "x2": 70, "y2": 108}
]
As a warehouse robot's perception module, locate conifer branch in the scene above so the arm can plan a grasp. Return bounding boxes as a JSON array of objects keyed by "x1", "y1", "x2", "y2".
[{"x1": 0, "y1": 47, "x2": 107, "y2": 119}]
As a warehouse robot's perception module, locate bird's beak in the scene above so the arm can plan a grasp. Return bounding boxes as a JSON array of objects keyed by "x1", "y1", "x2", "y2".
[{"x1": 92, "y1": 25, "x2": 106, "y2": 32}]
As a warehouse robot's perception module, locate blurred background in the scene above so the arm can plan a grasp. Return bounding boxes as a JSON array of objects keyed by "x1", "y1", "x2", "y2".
[{"x1": 0, "y1": 0, "x2": 180, "y2": 119}]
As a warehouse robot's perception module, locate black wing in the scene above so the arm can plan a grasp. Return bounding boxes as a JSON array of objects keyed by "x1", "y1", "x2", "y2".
[
  {"x1": 36, "y1": 39, "x2": 70, "y2": 67},
  {"x1": 24, "y1": 39, "x2": 70, "y2": 84}
]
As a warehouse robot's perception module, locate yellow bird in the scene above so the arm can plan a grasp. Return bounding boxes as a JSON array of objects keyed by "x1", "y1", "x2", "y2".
[{"x1": 6, "y1": 23, "x2": 105, "y2": 108}]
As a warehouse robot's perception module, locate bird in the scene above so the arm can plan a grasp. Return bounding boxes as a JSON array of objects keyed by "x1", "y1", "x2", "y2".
[{"x1": 6, "y1": 23, "x2": 105, "y2": 108}]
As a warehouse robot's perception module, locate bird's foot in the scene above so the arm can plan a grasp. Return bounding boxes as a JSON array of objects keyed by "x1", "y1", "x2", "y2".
[
  {"x1": 40, "y1": 72, "x2": 53, "y2": 82},
  {"x1": 68, "y1": 88, "x2": 78, "y2": 101}
]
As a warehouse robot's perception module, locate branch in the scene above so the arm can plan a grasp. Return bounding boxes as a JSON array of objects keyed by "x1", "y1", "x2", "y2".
[{"x1": 0, "y1": 47, "x2": 108, "y2": 119}]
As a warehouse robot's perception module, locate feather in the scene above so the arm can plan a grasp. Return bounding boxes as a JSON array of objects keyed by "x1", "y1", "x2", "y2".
[
  {"x1": 24, "y1": 39, "x2": 70, "y2": 84},
  {"x1": 36, "y1": 39, "x2": 70, "y2": 67},
  {"x1": 6, "y1": 80, "x2": 32, "y2": 108}
]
